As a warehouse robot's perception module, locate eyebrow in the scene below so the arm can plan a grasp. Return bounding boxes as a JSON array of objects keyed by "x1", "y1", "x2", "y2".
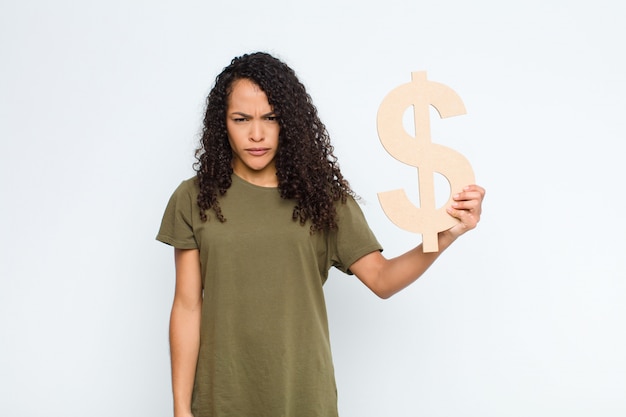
[{"x1": 229, "y1": 111, "x2": 276, "y2": 118}]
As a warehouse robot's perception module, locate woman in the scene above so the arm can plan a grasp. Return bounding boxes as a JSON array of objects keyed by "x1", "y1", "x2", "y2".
[{"x1": 157, "y1": 52, "x2": 485, "y2": 417}]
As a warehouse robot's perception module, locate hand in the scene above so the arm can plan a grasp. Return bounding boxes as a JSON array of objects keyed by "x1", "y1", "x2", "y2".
[{"x1": 445, "y1": 184, "x2": 485, "y2": 239}]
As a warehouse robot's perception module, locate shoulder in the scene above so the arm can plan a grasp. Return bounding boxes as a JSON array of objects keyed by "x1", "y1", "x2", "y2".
[
  {"x1": 161, "y1": 176, "x2": 200, "y2": 214},
  {"x1": 333, "y1": 195, "x2": 372, "y2": 230},
  {"x1": 181, "y1": 176, "x2": 198, "y2": 190},
  {"x1": 336, "y1": 195, "x2": 364, "y2": 215},
  {"x1": 171, "y1": 176, "x2": 199, "y2": 197}
]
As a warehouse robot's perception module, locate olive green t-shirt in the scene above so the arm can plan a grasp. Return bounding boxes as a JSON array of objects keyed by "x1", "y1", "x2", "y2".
[{"x1": 156, "y1": 175, "x2": 382, "y2": 417}]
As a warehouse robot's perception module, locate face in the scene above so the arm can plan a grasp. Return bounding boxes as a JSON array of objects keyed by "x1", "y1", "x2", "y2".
[{"x1": 226, "y1": 78, "x2": 280, "y2": 187}]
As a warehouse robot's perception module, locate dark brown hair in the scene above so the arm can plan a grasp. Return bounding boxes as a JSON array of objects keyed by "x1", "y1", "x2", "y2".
[{"x1": 194, "y1": 52, "x2": 355, "y2": 232}]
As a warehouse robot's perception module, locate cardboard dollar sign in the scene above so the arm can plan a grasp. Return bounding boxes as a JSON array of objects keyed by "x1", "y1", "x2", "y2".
[{"x1": 377, "y1": 71, "x2": 475, "y2": 252}]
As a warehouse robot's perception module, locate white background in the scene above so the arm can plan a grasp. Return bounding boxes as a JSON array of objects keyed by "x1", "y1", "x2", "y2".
[{"x1": 1, "y1": 0, "x2": 624, "y2": 416}]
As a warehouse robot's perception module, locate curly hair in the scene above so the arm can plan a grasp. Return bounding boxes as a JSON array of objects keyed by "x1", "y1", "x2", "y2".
[{"x1": 194, "y1": 52, "x2": 355, "y2": 232}]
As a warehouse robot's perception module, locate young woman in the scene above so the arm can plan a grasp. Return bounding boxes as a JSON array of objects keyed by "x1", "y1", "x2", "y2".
[{"x1": 157, "y1": 52, "x2": 485, "y2": 417}]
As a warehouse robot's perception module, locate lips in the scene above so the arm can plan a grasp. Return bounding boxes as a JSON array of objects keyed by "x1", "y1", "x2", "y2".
[{"x1": 246, "y1": 148, "x2": 270, "y2": 156}]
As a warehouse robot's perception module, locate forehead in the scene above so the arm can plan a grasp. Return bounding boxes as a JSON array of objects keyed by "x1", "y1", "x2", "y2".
[{"x1": 227, "y1": 79, "x2": 269, "y2": 106}]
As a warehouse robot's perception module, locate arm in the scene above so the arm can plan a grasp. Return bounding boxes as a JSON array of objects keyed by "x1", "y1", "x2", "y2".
[
  {"x1": 170, "y1": 248, "x2": 203, "y2": 417},
  {"x1": 350, "y1": 185, "x2": 485, "y2": 299}
]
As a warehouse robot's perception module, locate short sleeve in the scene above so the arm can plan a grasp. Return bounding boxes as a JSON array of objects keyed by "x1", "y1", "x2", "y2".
[
  {"x1": 156, "y1": 179, "x2": 198, "y2": 249},
  {"x1": 330, "y1": 197, "x2": 383, "y2": 275}
]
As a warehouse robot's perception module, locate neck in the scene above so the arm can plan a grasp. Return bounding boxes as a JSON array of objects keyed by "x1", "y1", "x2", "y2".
[{"x1": 232, "y1": 168, "x2": 278, "y2": 188}]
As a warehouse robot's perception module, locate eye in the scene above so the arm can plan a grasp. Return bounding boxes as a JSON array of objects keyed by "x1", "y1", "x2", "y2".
[
  {"x1": 232, "y1": 117, "x2": 247, "y2": 123},
  {"x1": 265, "y1": 115, "x2": 278, "y2": 122}
]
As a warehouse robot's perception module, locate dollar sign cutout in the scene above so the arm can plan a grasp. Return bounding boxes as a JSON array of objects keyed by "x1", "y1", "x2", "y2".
[{"x1": 377, "y1": 71, "x2": 475, "y2": 253}]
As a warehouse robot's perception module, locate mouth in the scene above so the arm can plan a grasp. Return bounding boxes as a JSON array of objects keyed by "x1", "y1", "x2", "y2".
[{"x1": 245, "y1": 148, "x2": 271, "y2": 156}]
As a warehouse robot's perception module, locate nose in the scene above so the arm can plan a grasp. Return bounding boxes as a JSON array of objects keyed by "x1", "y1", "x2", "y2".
[{"x1": 249, "y1": 120, "x2": 264, "y2": 142}]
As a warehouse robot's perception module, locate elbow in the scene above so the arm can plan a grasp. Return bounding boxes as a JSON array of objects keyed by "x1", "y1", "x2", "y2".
[
  {"x1": 366, "y1": 271, "x2": 398, "y2": 299},
  {"x1": 171, "y1": 293, "x2": 203, "y2": 313},
  {"x1": 371, "y1": 284, "x2": 397, "y2": 300}
]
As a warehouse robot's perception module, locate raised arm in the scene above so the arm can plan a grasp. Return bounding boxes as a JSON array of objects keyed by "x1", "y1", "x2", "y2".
[
  {"x1": 170, "y1": 248, "x2": 203, "y2": 417},
  {"x1": 350, "y1": 185, "x2": 485, "y2": 299}
]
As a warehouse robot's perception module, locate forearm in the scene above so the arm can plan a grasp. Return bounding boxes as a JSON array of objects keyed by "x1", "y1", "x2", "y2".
[
  {"x1": 354, "y1": 185, "x2": 485, "y2": 298},
  {"x1": 169, "y1": 301, "x2": 201, "y2": 416},
  {"x1": 353, "y1": 229, "x2": 457, "y2": 299},
  {"x1": 379, "y1": 230, "x2": 457, "y2": 298}
]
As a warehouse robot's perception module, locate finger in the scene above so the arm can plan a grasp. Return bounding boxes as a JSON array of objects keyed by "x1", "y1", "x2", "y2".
[
  {"x1": 463, "y1": 184, "x2": 486, "y2": 196},
  {"x1": 452, "y1": 191, "x2": 482, "y2": 207},
  {"x1": 451, "y1": 199, "x2": 481, "y2": 213},
  {"x1": 454, "y1": 188, "x2": 484, "y2": 201},
  {"x1": 455, "y1": 185, "x2": 486, "y2": 201},
  {"x1": 447, "y1": 206, "x2": 480, "y2": 228},
  {"x1": 446, "y1": 209, "x2": 478, "y2": 232}
]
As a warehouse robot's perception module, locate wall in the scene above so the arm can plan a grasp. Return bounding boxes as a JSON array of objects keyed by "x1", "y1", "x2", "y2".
[{"x1": 1, "y1": 0, "x2": 624, "y2": 416}]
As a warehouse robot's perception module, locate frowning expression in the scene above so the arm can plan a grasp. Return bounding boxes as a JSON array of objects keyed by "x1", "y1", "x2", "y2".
[{"x1": 226, "y1": 78, "x2": 280, "y2": 187}]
